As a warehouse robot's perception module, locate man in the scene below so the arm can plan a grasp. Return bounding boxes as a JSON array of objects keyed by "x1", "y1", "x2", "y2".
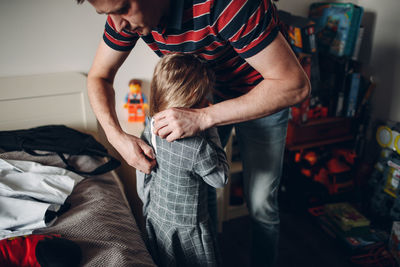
[{"x1": 80, "y1": 0, "x2": 310, "y2": 266}]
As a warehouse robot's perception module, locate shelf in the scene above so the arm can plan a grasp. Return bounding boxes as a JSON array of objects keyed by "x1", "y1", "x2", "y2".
[
  {"x1": 286, "y1": 117, "x2": 355, "y2": 151},
  {"x1": 218, "y1": 131, "x2": 249, "y2": 231},
  {"x1": 226, "y1": 203, "x2": 248, "y2": 220},
  {"x1": 286, "y1": 134, "x2": 355, "y2": 151},
  {"x1": 230, "y1": 161, "x2": 243, "y2": 174}
]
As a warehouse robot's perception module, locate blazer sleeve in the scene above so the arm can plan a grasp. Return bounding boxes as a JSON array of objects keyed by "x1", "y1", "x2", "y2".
[
  {"x1": 193, "y1": 127, "x2": 229, "y2": 188},
  {"x1": 135, "y1": 122, "x2": 153, "y2": 216}
]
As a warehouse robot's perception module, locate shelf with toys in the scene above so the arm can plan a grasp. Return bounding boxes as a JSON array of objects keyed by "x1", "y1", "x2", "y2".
[
  {"x1": 277, "y1": 3, "x2": 376, "y2": 209},
  {"x1": 274, "y1": 4, "x2": 400, "y2": 264}
]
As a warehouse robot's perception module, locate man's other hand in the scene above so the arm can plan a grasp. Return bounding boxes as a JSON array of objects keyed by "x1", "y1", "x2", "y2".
[{"x1": 153, "y1": 107, "x2": 208, "y2": 142}]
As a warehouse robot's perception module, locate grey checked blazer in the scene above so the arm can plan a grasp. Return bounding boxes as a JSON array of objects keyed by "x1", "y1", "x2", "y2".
[{"x1": 137, "y1": 120, "x2": 228, "y2": 267}]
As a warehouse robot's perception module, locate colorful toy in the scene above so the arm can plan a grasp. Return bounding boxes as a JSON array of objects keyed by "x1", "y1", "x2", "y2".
[
  {"x1": 325, "y1": 157, "x2": 354, "y2": 195},
  {"x1": 124, "y1": 79, "x2": 149, "y2": 123},
  {"x1": 295, "y1": 147, "x2": 355, "y2": 195},
  {"x1": 309, "y1": 2, "x2": 364, "y2": 57},
  {"x1": 376, "y1": 125, "x2": 400, "y2": 155}
]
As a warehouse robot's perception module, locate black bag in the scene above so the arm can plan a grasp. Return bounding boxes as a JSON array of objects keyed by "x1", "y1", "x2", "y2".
[{"x1": 0, "y1": 125, "x2": 120, "y2": 175}]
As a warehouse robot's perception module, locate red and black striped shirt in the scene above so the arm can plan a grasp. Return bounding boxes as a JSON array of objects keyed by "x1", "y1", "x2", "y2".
[{"x1": 103, "y1": 0, "x2": 280, "y2": 99}]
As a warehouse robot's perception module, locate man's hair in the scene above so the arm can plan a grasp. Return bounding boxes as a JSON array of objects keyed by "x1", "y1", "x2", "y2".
[
  {"x1": 76, "y1": 0, "x2": 85, "y2": 3},
  {"x1": 150, "y1": 53, "x2": 214, "y2": 117}
]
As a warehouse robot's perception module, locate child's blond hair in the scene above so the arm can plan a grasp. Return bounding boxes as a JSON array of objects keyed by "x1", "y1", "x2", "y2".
[{"x1": 149, "y1": 53, "x2": 214, "y2": 116}]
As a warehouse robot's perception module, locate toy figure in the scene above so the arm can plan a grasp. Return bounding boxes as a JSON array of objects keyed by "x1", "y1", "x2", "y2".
[{"x1": 124, "y1": 79, "x2": 149, "y2": 122}]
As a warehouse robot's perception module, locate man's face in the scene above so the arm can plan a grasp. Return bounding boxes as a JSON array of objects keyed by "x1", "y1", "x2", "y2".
[{"x1": 89, "y1": 0, "x2": 167, "y2": 35}]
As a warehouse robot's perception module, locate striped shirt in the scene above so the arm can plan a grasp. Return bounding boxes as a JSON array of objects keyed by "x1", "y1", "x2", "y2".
[{"x1": 103, "y1": 0, "x2": 280, "y2": 99}]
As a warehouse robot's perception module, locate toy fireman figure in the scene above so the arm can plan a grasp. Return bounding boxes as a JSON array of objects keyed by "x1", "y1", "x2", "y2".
[{"x1": 124, "y1": 79, "x2": 149, "y2": 122}]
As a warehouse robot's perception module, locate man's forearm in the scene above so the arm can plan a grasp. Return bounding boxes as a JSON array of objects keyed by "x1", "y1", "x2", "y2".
[
  {"x1": 204, "y1": 76, "x2": 310, "y2": 128},
  {"x1": 87, "y1": 77, "x2": 125, "y2": 143}
]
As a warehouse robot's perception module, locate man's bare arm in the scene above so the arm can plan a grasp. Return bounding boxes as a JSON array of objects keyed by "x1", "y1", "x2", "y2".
[
  {"x1": 88, "y1": 40, "x2": 155, "y2": 173},
  {"x1": 153, "y1": 33, "x2": 311, "y2": 141}
]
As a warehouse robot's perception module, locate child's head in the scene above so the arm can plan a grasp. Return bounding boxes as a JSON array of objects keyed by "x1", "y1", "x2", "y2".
[{"x1": 149, "y1": 53, "x2": 214, "y2": 117}]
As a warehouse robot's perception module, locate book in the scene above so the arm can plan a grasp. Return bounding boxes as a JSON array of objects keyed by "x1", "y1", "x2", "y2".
[
  {"x1": 345, "y1": 72, "x2": 361, "y2": 117},
  {"x1": 309, "y1": 206, "x2": 386, "y2": 251},
  {"x1": 355, "y1": 79, "x2": 375, "y2": 118},
  {"x1": 335, "y1": 91, "x2": 345, "y2": 117},
  {"x1": 309, "y1": 3, "x2": 364, "y2": 57},
  {"x1": 352, "y1": 26, "x2": 364, "y2": 61},
  {"x1": 317, "y1": 214, "x2": 382, "y2": 251},
  {"x1": 324, "y1": 202, "x2": 370, "y2": 232},
  {"x1": 318, "y1": 54, "x2": 349, "y2": 116}
]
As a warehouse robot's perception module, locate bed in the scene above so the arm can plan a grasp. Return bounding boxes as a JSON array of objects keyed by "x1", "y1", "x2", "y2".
[{"x1": 0, "y1": 72, "x2": 155, "y2": 266}]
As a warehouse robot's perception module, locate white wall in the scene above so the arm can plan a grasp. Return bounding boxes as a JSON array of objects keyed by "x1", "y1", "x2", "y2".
[
  {"x1": 1, "y1": 0, "x2": 399, "y2": 123},
  {"x1": 0, "y1": 0, "x2": 158, "y2": 120},
  {"x1": 276, "y1": 0, "x2": 400, "y2": 123},
  {"x1": 360, "y1": 0, "x2": 400, "y2": 123}
]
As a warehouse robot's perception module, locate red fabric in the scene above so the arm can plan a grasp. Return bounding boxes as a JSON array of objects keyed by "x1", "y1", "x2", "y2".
[{"x1": 0, "y1": 234, "x2": 60, "y2": 267}]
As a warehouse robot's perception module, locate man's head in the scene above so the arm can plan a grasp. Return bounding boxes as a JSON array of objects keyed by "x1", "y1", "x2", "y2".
[
  {"x1": 150, "y1": 53, "x2": 214, "y2": 117},
  {"x1": 79, "y1": 0, "x2": 169, "y2": 35}
]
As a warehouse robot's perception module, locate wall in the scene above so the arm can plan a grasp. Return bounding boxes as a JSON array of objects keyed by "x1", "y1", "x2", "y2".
[
  {"x1": 0, "y1": 1, "x2": 159, "y2": 221},
  {"x1": 276, "y1": 0, "x2": 400, "y2": 124},
  {"x1": 1, "y1": 0, "x2": 399, "y2": 123},
  {"x1": 0, "y1": 0, "x2": 158, "y2": 120},
  {"x1": 360, "y1": 0, "x2": 400, "y2": 123}
]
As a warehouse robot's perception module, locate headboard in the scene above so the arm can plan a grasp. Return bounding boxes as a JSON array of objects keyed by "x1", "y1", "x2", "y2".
[
  {"x1": 0, "y1": 72, "x2": 149, "y2": 227},
  {"x1": 0, "y1": 72, "x2": 97, "y2": 136}
]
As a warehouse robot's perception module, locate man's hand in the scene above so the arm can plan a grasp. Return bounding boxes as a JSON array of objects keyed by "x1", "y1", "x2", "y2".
[
  {"x1": 153, "y1": 107, "x2": 209, "y2": 142},
  {"x1": 111, "y1": 133, "x2": 156, "y2": 174}
]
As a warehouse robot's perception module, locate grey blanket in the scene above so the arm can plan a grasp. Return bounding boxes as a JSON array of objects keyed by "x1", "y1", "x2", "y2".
[{"x1": 0, "y1": 151, "x2": 155, "y2": 267}]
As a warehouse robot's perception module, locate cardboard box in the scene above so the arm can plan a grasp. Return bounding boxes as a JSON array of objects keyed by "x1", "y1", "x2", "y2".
[{"x1": 309, "y1": 2, "x2": 364, "y2": 57}]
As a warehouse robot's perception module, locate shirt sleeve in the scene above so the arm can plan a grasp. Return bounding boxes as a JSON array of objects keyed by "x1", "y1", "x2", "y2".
[
  {"x1": 193, "y1": 128, "x2": 229, "y2": 188},
  {"x1": 103, "y1": 15, "x2": 139, "y2": 51},
  {"x1": 211, "y1": 0, "x2": 280, "y2": 58}
]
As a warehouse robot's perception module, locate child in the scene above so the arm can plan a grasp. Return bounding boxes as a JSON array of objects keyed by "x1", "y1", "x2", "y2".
[{"x1": 136, "y1": 53, "x2": 229, "y2": 267}]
